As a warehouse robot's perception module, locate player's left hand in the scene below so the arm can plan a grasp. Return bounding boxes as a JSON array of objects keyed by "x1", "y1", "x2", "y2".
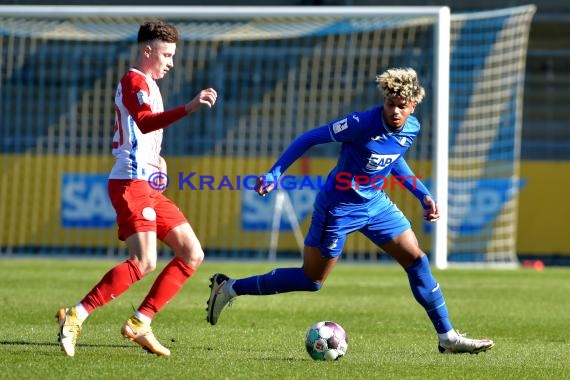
[
  {"x1": 422, "y1": 195, "x2": 440, "y2": 222},
  {"x1": 185, "y1": 87, "x2": 218, "y2": 113}
]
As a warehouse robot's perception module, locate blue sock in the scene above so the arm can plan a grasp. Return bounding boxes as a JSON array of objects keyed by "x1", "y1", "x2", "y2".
[
  {"x1": 232, "y1": 267, "x2": 321, "y2": 295},
  {"x1": 405, "y1": 255, "x2": 453, "y2": 334}
]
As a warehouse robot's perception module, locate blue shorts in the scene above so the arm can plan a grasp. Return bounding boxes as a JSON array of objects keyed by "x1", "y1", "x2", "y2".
[{"x1": 304, "y1": 191, "x2": 411, "y2": 258}]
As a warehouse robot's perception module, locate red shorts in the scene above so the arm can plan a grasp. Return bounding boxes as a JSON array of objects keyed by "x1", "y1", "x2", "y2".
[{"x1": 108, "y1": 179, "x2": 188, "y2": 241}]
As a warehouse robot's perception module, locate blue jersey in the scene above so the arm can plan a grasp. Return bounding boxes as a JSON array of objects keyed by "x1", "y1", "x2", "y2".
[
  {"x1": 324, "y1": 105, "x2": 420, "y2": 204},
  {"x1": 264, "y1": 104, "x2": 432, "y2": 255},
  {"x1": 265, "y1": 105, "x2": 431, "y2": 208}
]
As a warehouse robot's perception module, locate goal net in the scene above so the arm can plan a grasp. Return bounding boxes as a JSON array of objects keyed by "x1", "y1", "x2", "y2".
[
  {"x1": 0, "y1": 5, "x2": 535, "y2": 267},
  {"x1": 446, "y1": 6, "x2": 535, "y2": 267}
]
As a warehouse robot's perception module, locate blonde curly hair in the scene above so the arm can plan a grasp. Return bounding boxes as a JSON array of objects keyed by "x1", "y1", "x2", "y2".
[{"x1": 376, "y1": 67, "x2": 425, "y2": 104}]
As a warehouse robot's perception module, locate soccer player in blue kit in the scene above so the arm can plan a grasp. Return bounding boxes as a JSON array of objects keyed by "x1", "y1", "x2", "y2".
[{"x1": 206, "y1": 67, "x2": 494, "y2": 354}]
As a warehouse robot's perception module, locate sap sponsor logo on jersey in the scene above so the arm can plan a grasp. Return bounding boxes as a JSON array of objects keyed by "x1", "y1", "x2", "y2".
[
  {"x1": 241, "y1": 177, "x2": 318, "y2": 231},
  {"x1": 365, "y1": 153, "x2": 400, "y2": 170},
  {"x1": 332, "y1": 118, "x2": 348, "y2": 134},
  {"x1": 61, "y1": 173, "x2": 115, "y2": 228}
]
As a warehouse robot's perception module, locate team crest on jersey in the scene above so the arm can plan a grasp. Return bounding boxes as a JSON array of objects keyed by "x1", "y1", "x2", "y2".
[
  {"x1": 332, "y1": 118, "x2": 348, "y2": 134},
  {"x1": 137, "y1": 90, "x2": 150, "y2": 106}
]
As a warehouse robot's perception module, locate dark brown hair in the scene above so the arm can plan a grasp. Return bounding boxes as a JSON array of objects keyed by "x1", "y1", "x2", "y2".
[{"x1": 137, "y1": 21, "x2": 179, "y2": 44}]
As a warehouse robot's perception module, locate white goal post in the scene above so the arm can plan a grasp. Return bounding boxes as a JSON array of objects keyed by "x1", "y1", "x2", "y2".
[{"x1": 0, "y1": 5, "x2": 535, "y2": 268}]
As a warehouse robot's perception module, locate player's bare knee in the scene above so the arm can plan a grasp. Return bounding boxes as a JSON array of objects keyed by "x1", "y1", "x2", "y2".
[
  {"x1": 137, "y1": 259, "x2": 157, "y2": 276},
  {"x1": 187, "y1": 250, "x2": 204, "y2": 268},
  {"x1": 176, "y1": 246, "x2": 204, "y2": 268}
]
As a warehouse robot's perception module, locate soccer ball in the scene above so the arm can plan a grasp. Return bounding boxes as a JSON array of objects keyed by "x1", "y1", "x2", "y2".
[{"x1": 305, "y1": 321, "x2": 348, "y2": 361}]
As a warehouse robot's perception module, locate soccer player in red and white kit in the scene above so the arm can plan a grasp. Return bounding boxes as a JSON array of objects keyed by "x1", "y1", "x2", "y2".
[{"x1": 56, "y1": 21, "x2": 217, "y2": 357}]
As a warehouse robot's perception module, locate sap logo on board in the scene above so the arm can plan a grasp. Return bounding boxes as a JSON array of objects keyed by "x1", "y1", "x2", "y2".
[
  {"x1": 423, "y1": 178, "x2": 526, "y2": 236},
  {"x1": 241, "y1": 177, "x2": 318, "y2": 231},
  {"x1": 61, "y1": 173, "x2": 115, "y2": 228}
]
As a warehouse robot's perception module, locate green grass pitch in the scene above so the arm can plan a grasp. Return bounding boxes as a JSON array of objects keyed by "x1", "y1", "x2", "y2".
[{"x1": 1, "y1": 259, "x2": 569, "y2": 379}]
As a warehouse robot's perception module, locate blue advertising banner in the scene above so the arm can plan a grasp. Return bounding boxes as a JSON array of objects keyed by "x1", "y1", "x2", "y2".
[{"x1": 61, "y1": 173, "x2": 115, "y2": 228}]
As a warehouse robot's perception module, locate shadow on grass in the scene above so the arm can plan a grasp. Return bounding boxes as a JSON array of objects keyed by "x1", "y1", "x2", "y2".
[
  {"x1": 0, "y1": 340, "x2": 313, "y2": 361},
  {"x1": 0, "y1": 340, "x2": 131, "y2": 349}
]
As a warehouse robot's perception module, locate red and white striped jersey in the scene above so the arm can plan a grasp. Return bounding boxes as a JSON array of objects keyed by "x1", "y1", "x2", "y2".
[{"x1": 110, "y1": 67, "x2": 186, "y2": 180}]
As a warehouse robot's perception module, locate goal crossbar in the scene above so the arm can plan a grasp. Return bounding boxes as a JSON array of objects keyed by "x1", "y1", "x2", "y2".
[{"x1": 0, "y1": 5, "x2": 448, "y2": 19}]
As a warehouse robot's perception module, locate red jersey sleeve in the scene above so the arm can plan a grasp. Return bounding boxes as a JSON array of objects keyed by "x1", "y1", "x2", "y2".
[{"x1": 120, "y1": 72, "x2": 187, "y2": 134}]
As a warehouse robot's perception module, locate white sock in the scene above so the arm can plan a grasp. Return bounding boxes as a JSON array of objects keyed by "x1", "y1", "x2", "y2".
[
  {"x1": 134, "y1": 311, "x2": 152, "y2": 325},
  {"x1": 438, "y1": 329, "x2": 459, "y2": 343},
  {"x1": 74, "y1": 303, "x2": 89, "y2": 321}
]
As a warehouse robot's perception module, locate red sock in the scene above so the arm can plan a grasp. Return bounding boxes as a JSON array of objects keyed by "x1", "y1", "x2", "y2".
[
  {"x1": 137, "y1": 257, "x2": 195, "y2": 318},
  {"x1": 80, "y1": 259, "x2": 143, "y2": 313}
]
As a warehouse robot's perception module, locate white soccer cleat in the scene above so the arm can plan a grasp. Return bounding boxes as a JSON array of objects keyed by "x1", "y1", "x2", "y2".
[
  {"x1": 438, "y1": 332, "x2": 495, "y2": 354},
  {"x1": 56, "y1": 306, "x2": 83, "y2": 357},
  {"x1": 206, "y1": 273, "x2": 235, "y2": 325}
]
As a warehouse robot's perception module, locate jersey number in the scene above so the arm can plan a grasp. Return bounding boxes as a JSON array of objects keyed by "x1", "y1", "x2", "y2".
[{"x1": 112, "y1": 106, "x2": 124, "y2": 148}]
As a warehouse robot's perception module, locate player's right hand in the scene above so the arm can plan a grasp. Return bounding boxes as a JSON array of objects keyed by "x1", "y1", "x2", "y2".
[{"x1": 254, "y1": 174, "x2": 275, "y2": 197}]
